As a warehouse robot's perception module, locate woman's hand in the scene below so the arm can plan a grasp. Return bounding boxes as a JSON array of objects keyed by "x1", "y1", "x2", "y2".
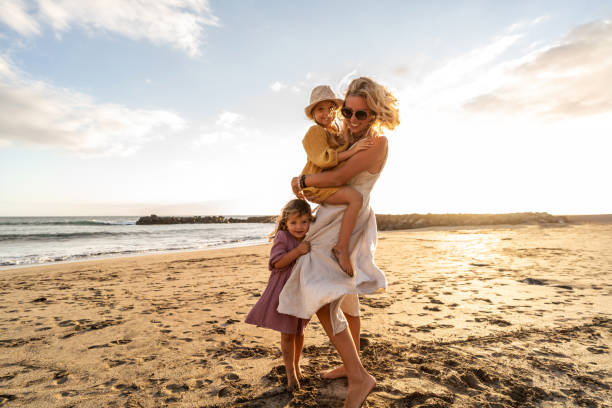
[{"x1": 291, "y1": 177, "x2": 304, "y2": 199}]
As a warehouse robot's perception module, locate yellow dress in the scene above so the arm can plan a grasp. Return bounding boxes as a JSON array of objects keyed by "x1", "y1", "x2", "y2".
[{"x1": 300, "y1": 124, "x2": 348, "y2": 203}]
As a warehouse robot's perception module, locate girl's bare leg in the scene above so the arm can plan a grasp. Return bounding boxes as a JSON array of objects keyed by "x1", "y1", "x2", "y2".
[
  {"x1": 323, "y1": 187, "x2": 362, "y2": 276},
  {"x1": 316, "y1": 304, "x2": 375, "y2": 408},
  {"x1": 322, "y1": 313, "x2": 360, "y2": 379},
  {"x1": 294, "y1": 333, "x2": 305, "y2": 379},
  {"x1": 281, "y1": 333, "x2": 299, "y2": 391}
]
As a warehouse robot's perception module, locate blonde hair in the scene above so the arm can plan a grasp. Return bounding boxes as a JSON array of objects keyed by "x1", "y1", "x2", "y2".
[
  {"x1": 268, "y1": 199, "x2": 314, "y2": 241},
  {"x1": 344, "y1": 77, "x2": 400, "y2": 134}
]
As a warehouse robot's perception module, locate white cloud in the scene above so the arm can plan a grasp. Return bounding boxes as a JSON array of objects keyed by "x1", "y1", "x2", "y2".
[
  {"x1": 391, "y1": 32, "x2": 521, "y2": 123},
  {"x1": 0, "y1": 0, "x2": 40, "y2": 36},
  {"x1": 372, "y1": 18, "x2": 612, "y2": 214},
  {"x1": 196, "y1": 110, "x2": 261, "y2": 147},
  {"x1": 337, "y1": 70, "x2": 357, "y2": 94},
  {"x1": 464, "y1": 19, "x2": 612, "y2": 118},
  {"x1": 216, "y1": 111, "x2": 243, "y2": 128},
  {"x1": 270, "y1": 81, "x2": 286, "y2": 92},
  {"x1": 422, "y1": 34, "x2": 521, "y2": 96},
  {"x1": 0, "y1": 55, "x2": 17, "y2": 79},
  {"x1": 508, "y1": 15, "x2": 549, "y2": 33},
  {"x1": 270, "y1": 80, "x2": 304, "y2": 94},
  {"x1": 195, "y1": 130, "x2": 234, "y2": 146},
  {"x1": 0, "y1": 55, "x2": 185, "y2": 155},
  {"x1": 0, "y1": 0, "x2": 219, "y2": 57}
]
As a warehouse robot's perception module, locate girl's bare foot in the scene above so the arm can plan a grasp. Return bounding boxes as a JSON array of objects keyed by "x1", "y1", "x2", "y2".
[
  {"x1": 296, "y1": 365, "x2": 304, "y2": 380},
  {"x1": 332, "y1": 246, "x2": 353, "y2": 276},
  {"x1": 344, "y1": 373, "x2": 376, "y2": 408},
  {"x1": 287, "y1": 374, "x2": 300, "y2": 392},
  {"x1": 321, "y1": 364, "x2": 347, "y2": 379}
]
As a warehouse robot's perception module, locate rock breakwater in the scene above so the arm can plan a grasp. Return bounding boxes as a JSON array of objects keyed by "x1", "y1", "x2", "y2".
[
  {"x1": 137, "y1": 212, "x2": 569, "y2": 230},
  {"x1": 136, "y1": 215, "x2": 275, "y2": 225},
  {"x1": 376, "y1": 212, "x2": 568, "y2": 231}
]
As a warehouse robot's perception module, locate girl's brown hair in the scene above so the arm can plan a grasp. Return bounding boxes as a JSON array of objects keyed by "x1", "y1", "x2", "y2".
[{"x1": 269, "y1": 199, "x2": 314, "y2": 241}]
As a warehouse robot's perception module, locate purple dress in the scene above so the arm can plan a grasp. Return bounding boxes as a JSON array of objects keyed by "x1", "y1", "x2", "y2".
[{"x1": 245, "y1": 230, "x2": 309, "y2": 335}]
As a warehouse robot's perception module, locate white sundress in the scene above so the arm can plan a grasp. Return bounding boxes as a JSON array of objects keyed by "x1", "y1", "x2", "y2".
[{"x1": 277, "y1": 162, "x2": 387, "y2": 335}]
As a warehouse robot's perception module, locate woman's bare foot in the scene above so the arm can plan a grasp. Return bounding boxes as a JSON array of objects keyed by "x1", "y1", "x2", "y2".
[
  {"x1": 321, "y1": 364, "x2": 347, "y2": 379},
  {"x1": 344, "y1": 373, "x2": 376, "y2": 408},
  {"x1": 332, "y1": 246, "x2": 353, "y2": 276}
]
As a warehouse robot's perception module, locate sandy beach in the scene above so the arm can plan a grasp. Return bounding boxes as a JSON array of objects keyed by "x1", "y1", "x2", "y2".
[{"x1": 1, "y1": 223, "x2": 610, "y2": 407}]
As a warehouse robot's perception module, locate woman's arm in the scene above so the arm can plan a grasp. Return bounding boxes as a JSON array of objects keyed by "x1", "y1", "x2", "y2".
[{"x1": 293, "y1": 136, "x2": 387, "y2": 195}]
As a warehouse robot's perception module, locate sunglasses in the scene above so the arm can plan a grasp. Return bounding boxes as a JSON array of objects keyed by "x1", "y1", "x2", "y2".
[{"x1": 341, "y1": 107, "x2": 374, "y2": 121}]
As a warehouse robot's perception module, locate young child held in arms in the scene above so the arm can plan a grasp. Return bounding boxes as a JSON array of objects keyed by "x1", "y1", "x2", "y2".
[
  {"x1": 245, "y1": 199, "x2": 313, "y2": 391},
  {"x1": 299, "y1": 85, "x2": 373, "y2": 276}
]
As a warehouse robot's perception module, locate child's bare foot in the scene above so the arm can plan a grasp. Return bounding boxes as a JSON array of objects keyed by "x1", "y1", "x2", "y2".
[
  {"x1": 332, "y1": 246, "x2": 353, "y2": 276},
  {"x1": 321, "y1": 364, "x2": 347, "y2": 379},
  {"x1": 296, "y1": 365, "x2": 304, "y2": 380},
  {"x1": 287, "y1": 375, "x2": 300, "y2": 392},
  {"x1": 344, "y1": 373, "x2": 376, "y2": 408}
]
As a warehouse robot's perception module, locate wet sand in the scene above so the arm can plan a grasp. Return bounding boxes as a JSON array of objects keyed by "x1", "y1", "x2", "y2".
[{"x1": 0, "y1": 223, "x2": 610, "y2": 407}]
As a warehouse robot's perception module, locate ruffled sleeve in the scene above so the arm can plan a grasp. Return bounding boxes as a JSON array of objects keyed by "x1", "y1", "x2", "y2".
[
  {"x1": 269, "y1": 231, "x2": 290, "y2": 272},
  {"x1": 302, "y1": 125, "x2": 338, "y2": 169}
]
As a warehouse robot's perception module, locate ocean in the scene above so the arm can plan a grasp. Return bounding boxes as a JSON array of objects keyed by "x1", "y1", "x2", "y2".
[{"x1": 0, "y1": 216, "x2": 274, "y2": 268}]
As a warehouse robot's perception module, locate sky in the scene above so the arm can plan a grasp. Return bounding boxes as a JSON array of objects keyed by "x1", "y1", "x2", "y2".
[{"x1": 0, "y1": 0, "x2": 611, "y2": 216}]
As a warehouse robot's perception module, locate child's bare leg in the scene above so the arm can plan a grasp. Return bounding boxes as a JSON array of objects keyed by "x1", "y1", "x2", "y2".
[
  {"x1": 294, "y1": 333, "x2": 305, "y2": 379},
  {"x1": 281, "y1": 333, "x2": 299, "y2": 391},
  {"x1": 323, "y1": 186, "x2": 362, "y2": 276}
]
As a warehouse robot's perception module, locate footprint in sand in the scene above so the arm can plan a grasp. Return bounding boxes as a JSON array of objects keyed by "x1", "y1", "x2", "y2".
[
  {"x1": 195, "y1": 379, "x2": 213, "y2": 388},
  {"x1": 114, "y1": 383, "x2": 139, "y2": 391},
  {"x1": 53, "y1": 371, "x2": 69, "y2": 385},
  {"x1": 223, "y1": 373, "x2": 240, "y2": 381},
  {"x1": 586, "y1": 346, "x2": 609, "y2": 354},
  {"x1": 0, "y1": 373, "x2": 16, "y2": 383},
  {"x1": 224, "y1": 318, "x2": 240, "y2": 325},
  {"x1": 0, "y1": 395, "x2": 17, "y2": 404},
  {"x1": 105, "y1": 357, "x2": 136, "y2": 368},
  {"x1": 166, "y1": 383, "x2": 189, "y2": 393}
]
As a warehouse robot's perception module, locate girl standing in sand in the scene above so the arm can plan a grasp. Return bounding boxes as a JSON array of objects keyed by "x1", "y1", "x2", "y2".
[
  {"x1": 300, "y1": 85, "x2": 374, "y2": 276},
  {"x1": 279, "y1": 77, "x2": 399, "y2": 407},
  {"x1": 245, "y1": 199, "x2": 312, "y2": 391}
]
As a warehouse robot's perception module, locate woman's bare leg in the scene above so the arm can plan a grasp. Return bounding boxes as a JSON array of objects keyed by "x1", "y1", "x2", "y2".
[
  {"x1": 322, "y1": 313, "x2": 360, "y2": 379},
  {"x1": 323, "y1": 187, "x2": 362, "y2": 276},
  {"x1": 281, "y1": 333, "x2": 299, "y2": 391},
  {"x1": 294, "y1": 333, "x2": 305, "y2": 379},
  {"x1": 316, "y1": 304, "x2": 375, "y2": 408}
]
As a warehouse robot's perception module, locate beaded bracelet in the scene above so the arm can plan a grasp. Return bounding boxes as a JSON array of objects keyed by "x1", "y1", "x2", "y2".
[{"x1": 299, "y1": 174, "x2": 307, "y2": 190}]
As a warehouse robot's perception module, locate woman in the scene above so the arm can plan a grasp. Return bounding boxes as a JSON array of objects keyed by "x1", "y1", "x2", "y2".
[{"x1": 278, "y1": 76, "x2": 399, "y2": 407}]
